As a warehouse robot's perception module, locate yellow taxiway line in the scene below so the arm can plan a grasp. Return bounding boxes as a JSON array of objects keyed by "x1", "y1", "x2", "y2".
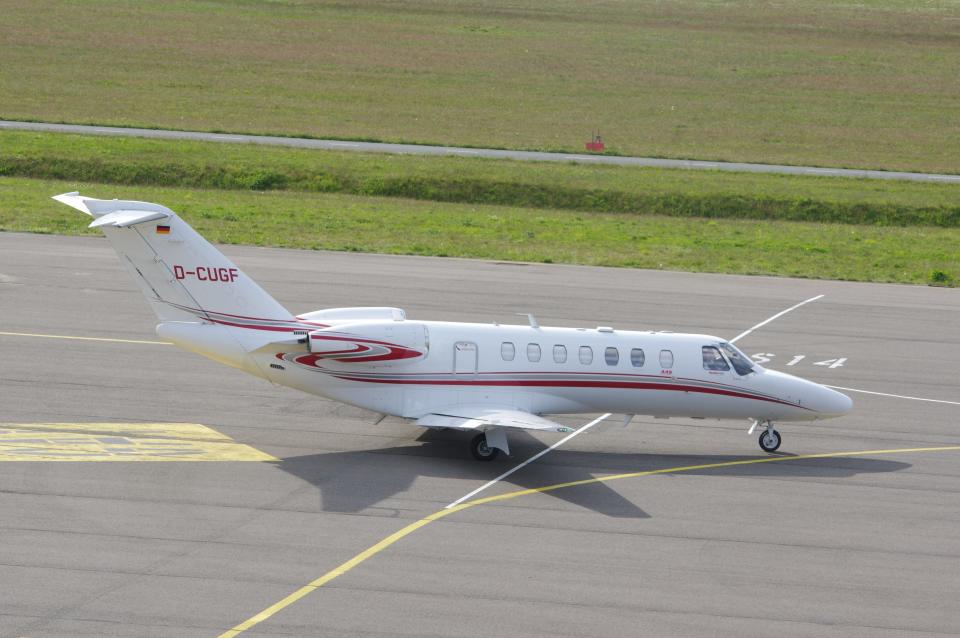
[
  {"x1": 0, "y1": 330, "x2": 170, "y2": 345},
  {"x1": 218, "y1": 443, "x2": 960, "y2": 637}
]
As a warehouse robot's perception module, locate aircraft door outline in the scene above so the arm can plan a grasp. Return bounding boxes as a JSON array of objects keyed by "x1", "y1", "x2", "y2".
[{"x1": 454, "y1": 341, "x2": 478, "y2": 377}]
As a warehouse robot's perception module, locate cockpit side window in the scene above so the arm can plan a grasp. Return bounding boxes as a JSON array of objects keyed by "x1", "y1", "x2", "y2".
[
  {"x1": 719, "y1": 342, "x2": 755, "y2": 375},
  {"x1": 702, "y1": 346, "x2": 730, "y2": 371}
]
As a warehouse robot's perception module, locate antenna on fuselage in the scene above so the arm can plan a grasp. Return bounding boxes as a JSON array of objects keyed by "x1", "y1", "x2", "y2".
[{"x1": 517, "y1": 313, "x2": 540, "y2": 329}]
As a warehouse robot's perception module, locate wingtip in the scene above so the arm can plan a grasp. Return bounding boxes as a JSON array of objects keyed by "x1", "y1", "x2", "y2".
[{"x1": 52, "y1": 191, "x2": 94, "y2": 216}]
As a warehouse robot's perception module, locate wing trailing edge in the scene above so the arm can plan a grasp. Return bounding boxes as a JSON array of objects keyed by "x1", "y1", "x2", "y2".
[{"x1": 416, "y1": 406, "x2": 573, "y2": 433}]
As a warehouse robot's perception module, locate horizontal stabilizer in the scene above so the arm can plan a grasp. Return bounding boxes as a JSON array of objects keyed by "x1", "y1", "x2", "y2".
[
  {"x1": 89, "y1": 209, "x2": 171, "y2": 228},
  {"x1": 416, "y1": 406, "x2": 573, "y2": 433}
]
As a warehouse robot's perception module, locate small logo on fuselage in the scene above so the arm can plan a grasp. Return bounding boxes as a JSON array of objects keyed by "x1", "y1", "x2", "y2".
[{"x1": 173, "y1": 265, "x2": 239, "y2": 282}]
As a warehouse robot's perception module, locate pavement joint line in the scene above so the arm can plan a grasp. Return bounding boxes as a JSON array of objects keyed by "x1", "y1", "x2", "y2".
[
  {"x1": 729, "y1": 294, "x2": 824, "y2": 344},
  {"x1": 0, "y1": 331, "x2": 170, "y2": 345},
  {"x1": 216, "y1": 443, "x2": 960, "y2": 638},
  {"x1": 444, "y1": 412, "x2": 612, "y2": 509},
  {"x1": 825, "y1": 385, "x2": 960, "y2": 406}
]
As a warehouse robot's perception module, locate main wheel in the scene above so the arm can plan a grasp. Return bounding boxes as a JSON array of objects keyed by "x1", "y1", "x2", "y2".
[
  {"x1": 470, "y1": 433, "x2": 500, "y2": 461},
  {"x1": 759, "y1": 428, "x2": 782, "y2": 453}
]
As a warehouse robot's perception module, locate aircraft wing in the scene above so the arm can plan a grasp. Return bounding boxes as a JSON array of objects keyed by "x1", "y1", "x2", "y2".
[{"x1": 416, "y1": 406, "x2": 574, "y2": 433}]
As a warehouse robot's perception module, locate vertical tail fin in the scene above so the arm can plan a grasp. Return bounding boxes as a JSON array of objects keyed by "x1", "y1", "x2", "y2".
[{"x1": 53, "y1": 192, "x2": 294, "y2": 327}]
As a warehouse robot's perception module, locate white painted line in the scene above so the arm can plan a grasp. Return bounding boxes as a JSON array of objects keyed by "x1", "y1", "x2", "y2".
[
  {"x1": 327, "y1": 141, "x2": 361, "y2": 147},
  {"x1": 0, "y1": 331, "x2": 169, "y2": 345},
  {"x1": 729, "y1": 294, "x2": 824, "y2": 344},
  {"x1": 825, "y1": 385, "x2": 960, "y2": 406},
  {"x1": 444, "y1": 412, "x2": 612, "y2": 509}
]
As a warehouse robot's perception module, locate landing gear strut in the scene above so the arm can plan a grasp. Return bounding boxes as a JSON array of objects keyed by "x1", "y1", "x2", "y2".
[
  {"x1": 751, "y1": 419, "x2": 782, "y2": 453},
  {"x1": 470, "y1": 433, "x2": 500, "y2": 461}
]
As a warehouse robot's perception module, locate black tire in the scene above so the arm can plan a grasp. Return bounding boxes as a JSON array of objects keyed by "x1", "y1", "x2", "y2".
[
  {"x1": 470, "y1": 433, "x2": 500, "y2": 461},
  {"x1": 759, "y1": 429, "x2": 782, "y2": 453}
]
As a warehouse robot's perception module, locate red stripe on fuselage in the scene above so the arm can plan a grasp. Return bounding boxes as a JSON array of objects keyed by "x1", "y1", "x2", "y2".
[{"x1": 327, "y1": 375, "x2": 807, "y2": 410}]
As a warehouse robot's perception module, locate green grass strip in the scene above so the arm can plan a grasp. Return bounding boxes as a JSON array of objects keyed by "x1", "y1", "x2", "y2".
[
  {"x1": 2, "y1": 131, "x2": 959, "y2": 227},
  {"x1": 2, "y1": 176, "x2": 957, "y2": 286}
]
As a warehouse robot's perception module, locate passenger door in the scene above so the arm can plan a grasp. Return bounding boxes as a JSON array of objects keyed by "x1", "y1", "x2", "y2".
[{"x1": 454, "y1": 341, "x2": 478, "y2": 377}]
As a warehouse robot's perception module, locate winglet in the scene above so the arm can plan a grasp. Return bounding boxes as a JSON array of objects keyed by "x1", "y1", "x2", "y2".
[{"x1": 51, "y1": 191, "x2": 89, "y2": 214}]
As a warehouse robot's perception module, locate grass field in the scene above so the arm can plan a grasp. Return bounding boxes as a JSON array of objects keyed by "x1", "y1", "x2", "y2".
[
  {"x1": 2, "y1": 175, "x2": 957, "y2": 286},
  {"x1": 1, "y1": 0, "x2": 958, "y2": 172},
  {"x1": 3, "y1": 131, "x2": 959, "y2": 226}
]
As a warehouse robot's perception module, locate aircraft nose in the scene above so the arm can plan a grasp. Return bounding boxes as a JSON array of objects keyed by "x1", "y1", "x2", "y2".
[{"x1": 813, "y1": 386, "x2": 853, "y2": 417}]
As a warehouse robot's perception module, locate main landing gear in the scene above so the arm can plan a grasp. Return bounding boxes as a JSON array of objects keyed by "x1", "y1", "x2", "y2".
[
  {"x1": 469, "y1": 428, "x2": 510, "y2": 461},
  {"x1": 750, "y1": 419, "x2": 782, "y2": 453},
  {"x1": 470, "y1": 433, "x2": 500, "y2": 461}
]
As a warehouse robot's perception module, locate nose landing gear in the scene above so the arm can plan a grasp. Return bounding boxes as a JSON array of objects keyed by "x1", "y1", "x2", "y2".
[{"x1": 750, "y1": 419, "x2": 782, "y2": 453}]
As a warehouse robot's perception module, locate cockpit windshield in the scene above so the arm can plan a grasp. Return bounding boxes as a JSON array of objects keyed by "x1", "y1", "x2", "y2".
[{"x1": 719, "y1": 342, "x2": 755, "y2": 376}]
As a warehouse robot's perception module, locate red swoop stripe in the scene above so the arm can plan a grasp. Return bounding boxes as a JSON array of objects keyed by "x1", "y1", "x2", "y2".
[
  {"x1": 335, "y1": 350, "x2": 422, "y2": 363},
  {"x1": 309, "y1": 334, "x2": 421, "y2": 349}
]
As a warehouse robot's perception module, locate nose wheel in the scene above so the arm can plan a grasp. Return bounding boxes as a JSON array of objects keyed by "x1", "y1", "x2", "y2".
[
  {"x1": 758, "y1": 426, "x2": 782, "y2": 453},
  {"x1": 750, "y1": 419, "x2": 782, "y2": 453}
]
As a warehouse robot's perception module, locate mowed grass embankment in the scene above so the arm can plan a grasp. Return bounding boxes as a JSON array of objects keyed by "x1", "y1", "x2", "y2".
[
  {"x1": 3, "y1": 131, "x2": 959, "y2": 226},
  {"x1": 3, "y1": 175, "x2": 958, "y2": 286},
  {"x1": 1, "y1": 0, "x2": 958, "y2": 173}
]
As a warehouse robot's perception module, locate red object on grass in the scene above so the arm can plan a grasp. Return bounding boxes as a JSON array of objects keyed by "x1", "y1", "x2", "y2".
[{"x1": 585, "y1": 132, "x2": 605, "y2": 152}]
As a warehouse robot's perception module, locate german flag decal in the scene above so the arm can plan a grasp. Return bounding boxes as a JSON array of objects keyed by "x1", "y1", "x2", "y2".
[{"x1": 156, "y1": 225, "x2": 171, "y2": 234}]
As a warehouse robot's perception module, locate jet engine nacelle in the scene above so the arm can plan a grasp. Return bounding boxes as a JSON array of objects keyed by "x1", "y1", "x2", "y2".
[
  {"x1": 307, "y1": 321, "x2": 428, "y2": 366},
  {"x1": 298, "y1": 307, "x2": 406, "y2": 322}
]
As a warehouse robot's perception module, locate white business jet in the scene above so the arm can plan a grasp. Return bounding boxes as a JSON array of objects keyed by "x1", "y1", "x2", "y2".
[{"x1": 55, "y1": 193, "x2": 852, "y2": 460}]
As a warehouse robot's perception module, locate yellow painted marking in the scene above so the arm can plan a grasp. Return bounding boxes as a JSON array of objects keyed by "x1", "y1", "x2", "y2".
[
  {"x1": 219, "y1": 444, "x2": 960, "y2": 637},
  {"x1": 0, "y1": 331, "x2": 169, "y2": 345},
  {"x1": 0, "y1": 423, "x2": 276, "y2": 462}
]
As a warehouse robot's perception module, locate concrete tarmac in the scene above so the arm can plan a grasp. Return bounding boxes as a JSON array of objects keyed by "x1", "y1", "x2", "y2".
[
  {"x1": 3, "y1": 119, "x2": 959, "y2": 183},
  {"x1": 1, "y1": 232, "x2": 958, "y2": 637}
]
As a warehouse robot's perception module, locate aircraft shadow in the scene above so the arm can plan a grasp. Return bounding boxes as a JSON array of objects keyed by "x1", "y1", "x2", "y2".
[{"x1": 276, "y1": 429, "x2": 911, "y2": 519}]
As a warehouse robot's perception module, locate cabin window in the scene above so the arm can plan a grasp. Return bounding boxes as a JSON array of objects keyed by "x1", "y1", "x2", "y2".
[
  {"x1": 659, "y1": 349, "x2": 674, "y2": 369},
  {"x1": 719, "y1": 342, "x2": 755, "y2": 376},
  {"x1": 702, "y1": 346, "x2": 730, "y2": 371},
  {"x1": 553, "y1": 344, "x2": 567, "y2": 363},
  {"x1": 527, "y1": 343, "x2": 542, "y2": 362},
  {"x1": 605, "y1": 347, "x2": 619, "y2": 366},
  {"x1": 579, "y1": 346, "x2": 593, "y2": 365},
  {"x1": 501, "y1": 342, "x2": 515, "y2": 361},
  {"x1": 630, "y1": 348, "x2": 645, "y2": 367}
]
